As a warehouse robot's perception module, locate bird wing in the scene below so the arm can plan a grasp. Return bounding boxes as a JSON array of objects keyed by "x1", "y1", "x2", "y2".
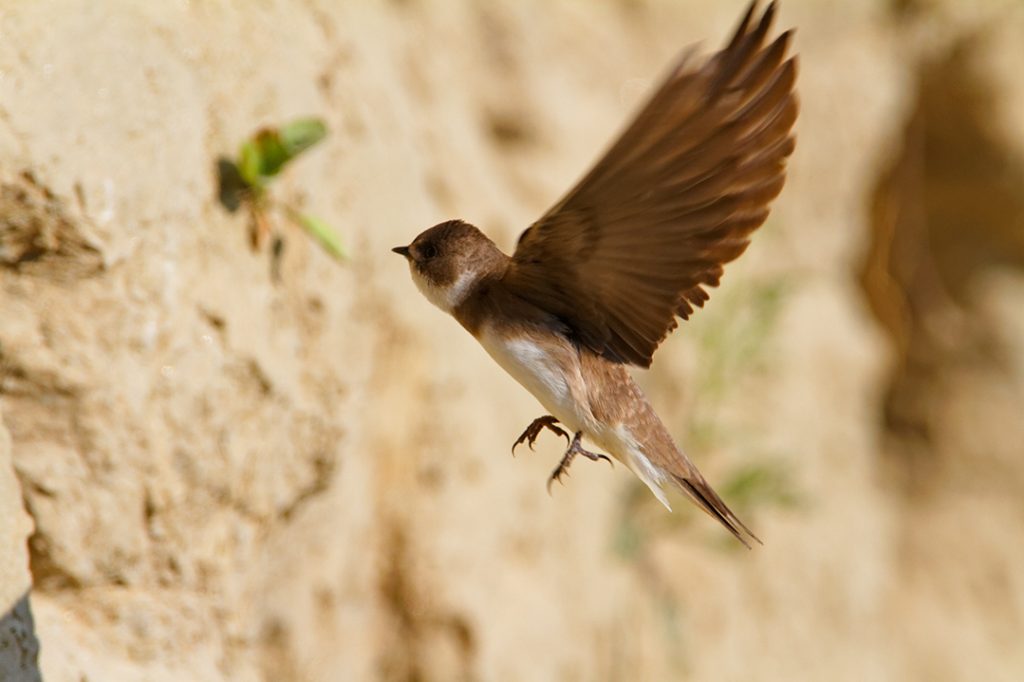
[{"x1": 504, "y1": 1, "x2": 798, "y2": 367}]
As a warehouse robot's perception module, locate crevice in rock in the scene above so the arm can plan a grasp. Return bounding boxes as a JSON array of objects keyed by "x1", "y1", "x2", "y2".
[
  {"x1": 0, "y1": 171, "x2": 104, "y2": 280},
  {"x1": 377, "y1": 522, "x2": 477, "y2": 682},
  {"x1": 860, "y1": 30, "x2": 1024, "y2": 490},
  {"x1": 278, "y1": 449, "x2": 338, "y2": 522}
]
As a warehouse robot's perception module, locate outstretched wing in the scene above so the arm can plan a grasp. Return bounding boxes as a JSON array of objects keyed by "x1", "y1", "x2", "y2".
[{"x1": 504, "y1": 1, "x2": 798, "y2": 367}]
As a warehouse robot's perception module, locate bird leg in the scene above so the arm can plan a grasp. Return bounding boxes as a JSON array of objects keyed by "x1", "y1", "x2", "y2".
[
  {"x1": 547, "y1": 432, "x2": 612, "y2": 493},
  {"x1": 512, "y1": 415, "x2": 570, "y2": 455}
]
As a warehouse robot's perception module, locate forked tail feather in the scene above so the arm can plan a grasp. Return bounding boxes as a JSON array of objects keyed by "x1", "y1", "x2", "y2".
[{"x1": 671, "y1": 473, "x2": 762, "y2": 549}]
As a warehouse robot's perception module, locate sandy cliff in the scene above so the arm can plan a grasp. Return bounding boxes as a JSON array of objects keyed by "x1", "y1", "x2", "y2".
[{"x1": 0, "y1": 1, "x2": 1021, "y2": 680}]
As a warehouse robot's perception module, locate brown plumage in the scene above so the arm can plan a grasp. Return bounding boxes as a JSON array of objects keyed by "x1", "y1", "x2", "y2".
[
  {"x1": 507, "y1": 0, "x2": 797, "y2": 367},
  {"x1": 393, "y1": 1, "x2": 797, "y2": 547}
]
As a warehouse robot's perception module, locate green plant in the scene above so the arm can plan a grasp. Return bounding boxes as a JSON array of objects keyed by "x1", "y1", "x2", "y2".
[{"x1": 218, "y1": 117, "x2": 345, "y2": 262}]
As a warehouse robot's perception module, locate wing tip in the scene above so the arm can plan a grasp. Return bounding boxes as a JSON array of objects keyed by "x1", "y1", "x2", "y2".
[{"x1": 727, "y1": 2, "x2": 760, "y2": 50}]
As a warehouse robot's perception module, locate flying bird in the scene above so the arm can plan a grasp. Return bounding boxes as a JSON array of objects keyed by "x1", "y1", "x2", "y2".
[{"x1": 393, "y1": 1, "x2": 797, "y2": 547}]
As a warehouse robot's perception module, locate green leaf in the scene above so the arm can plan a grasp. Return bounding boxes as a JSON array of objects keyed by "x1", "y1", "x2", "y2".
[
  {"x1": 237, "y1": 139, "x2": 266, "y2": 189},
  {"x1": 237, "y1": 118, "x2": 328, "y2": 187},
  {"x1": 296, "y1": 212, "x2": 346, "y2": 261},
  {"x1": 280, "y1": 118, "x2": 327, "y2": 156},
  {"x1": 256, "y1": 129, "x2": 290, "y2": 176}
]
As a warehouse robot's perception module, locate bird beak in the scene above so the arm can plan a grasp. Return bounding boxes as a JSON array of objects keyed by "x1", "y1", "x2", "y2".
[{"x1": 392, "y1": 245, "x2": 411, "y2": 258}]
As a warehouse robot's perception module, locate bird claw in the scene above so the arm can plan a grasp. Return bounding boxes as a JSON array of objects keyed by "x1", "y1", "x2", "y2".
[
  {"x1": 512, "y1": 415, "x2": 570, "y2": 455},
  {"x1": 545, "y1": 432, "x2": 612, "y2": 493},
  {"x1": 546, "y1": 463, "x2": 570, "y2": 494}
]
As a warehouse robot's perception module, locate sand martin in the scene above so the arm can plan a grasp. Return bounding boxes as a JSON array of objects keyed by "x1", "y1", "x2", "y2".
[{"x1": 394, "y1": 1, "x2": 797, "y2": 546}]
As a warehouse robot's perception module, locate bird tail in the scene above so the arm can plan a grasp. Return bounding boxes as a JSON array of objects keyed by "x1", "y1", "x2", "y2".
[{"x1": 670, "y1": 472, "x2": 762, "y2": 549}]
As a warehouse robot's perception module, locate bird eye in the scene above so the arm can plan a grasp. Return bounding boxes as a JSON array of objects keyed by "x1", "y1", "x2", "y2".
[{"x1": 417, "y1": 242, "x2": 438, "y2": 260}]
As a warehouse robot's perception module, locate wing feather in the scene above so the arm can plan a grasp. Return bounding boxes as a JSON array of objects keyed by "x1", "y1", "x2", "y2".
[{"x1": 505, "y1": 0, "x2": 798, "y2": 367}]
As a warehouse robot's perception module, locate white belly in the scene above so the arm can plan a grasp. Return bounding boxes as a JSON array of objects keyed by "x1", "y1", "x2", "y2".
[
  {"x1": 478, "y1": 325, "x2": 589, "y2": 433},
  {"x1": 479, "y1": 324, "x2": 673, "y2": 509}
]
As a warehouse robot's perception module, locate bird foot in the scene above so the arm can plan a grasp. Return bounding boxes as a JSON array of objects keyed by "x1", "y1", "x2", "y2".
[
  {"x1": 547, "y1": 432, "x2": 612, "y2": 493},
  {"x1": 512, "y1": 415, "x2": 570, "y2": 455}
]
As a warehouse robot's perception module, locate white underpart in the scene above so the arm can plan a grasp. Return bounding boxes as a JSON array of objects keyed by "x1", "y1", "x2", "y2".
[
  {"x1": 605, "y1": 425, "x2": 672, "y2": 511},
  {"x1": 411, "y1": 267, "x2": 480, "y2": 313},
  {"x1": 479, "y1": 325, "x2": 673, "y2": 510},
  {"x1": 479, "y1": 327, "x2": 586, "y2": 433}
]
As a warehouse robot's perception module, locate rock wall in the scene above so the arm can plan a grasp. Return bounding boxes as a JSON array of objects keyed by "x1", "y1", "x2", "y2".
[{"x1": 0, "y1": 1, "x2": 1021, "y2": 680}]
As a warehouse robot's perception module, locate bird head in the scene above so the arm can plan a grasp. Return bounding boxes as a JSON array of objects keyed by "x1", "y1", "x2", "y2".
[{"x1": 392, "y1": 219, "x2": 507, "y2": 312}]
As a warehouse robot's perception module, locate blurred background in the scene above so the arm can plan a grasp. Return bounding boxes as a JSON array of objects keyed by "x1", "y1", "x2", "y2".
[{"x1": 1, "y1": 0, "x2": 1022, "y2": 680}]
